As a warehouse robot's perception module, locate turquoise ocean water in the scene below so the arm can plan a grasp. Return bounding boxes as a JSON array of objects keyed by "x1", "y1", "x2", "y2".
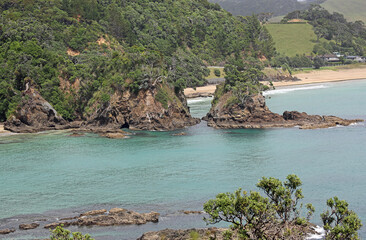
[{"x1": 0, "y1": 80, "x2": 365, "y2": 239}]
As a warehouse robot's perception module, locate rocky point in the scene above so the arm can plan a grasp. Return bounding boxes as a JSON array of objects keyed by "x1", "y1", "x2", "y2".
[{"x1": 204, "y1": 91, "x2": 362, "y2": 129}]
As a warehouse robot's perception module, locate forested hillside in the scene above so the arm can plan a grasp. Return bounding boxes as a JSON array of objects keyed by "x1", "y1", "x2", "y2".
[
  {"x1": 321, "y1": 0, "x2": 366, "y2": 22},
  {"x1": 208, "y1": 0, "x2": 324, "y2": 18},
  {"x1": 283, "y1": 5, "x2": 366, "y2": 56},
  {"x1": 0, "y1": 0, "x2": 275, "y2": 123}
]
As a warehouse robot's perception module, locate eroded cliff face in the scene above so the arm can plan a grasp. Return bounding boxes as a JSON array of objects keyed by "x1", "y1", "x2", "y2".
[
  {"x1": 86, "y1": 84, "x2": 200, "y2": 131},
  {"x1": 4, "y1": 87, "x2": 68, "y2": 133},
  {"x1": 5, "y1": 83, "x2": 200, "y2": 133},
  {"x1": 204, "y1": 91, "x2": 362, "y2": 129}
]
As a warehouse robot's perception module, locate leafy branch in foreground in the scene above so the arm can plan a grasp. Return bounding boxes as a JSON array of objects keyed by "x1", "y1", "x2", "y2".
[
  {"x1": 321, "y1": 197, "x2": 362, "y2": 240},
  {"x1": 50, "y1": 225, "x2": 94, "y2": 240}
]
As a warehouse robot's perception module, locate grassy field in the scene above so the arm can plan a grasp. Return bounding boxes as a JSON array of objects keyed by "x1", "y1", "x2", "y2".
[
  {"x1": 266, "y1": 23, "x2": 321, "y2": 56},
  {"x1": 322, "y1": 0, "x2": 366, "y2": 22},
  {"x1": 206, "y1": 67, "x2": 225, "y2": 79}
]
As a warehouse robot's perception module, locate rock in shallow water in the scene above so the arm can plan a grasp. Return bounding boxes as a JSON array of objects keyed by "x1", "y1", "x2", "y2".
[
  {"x1": 44, "y1": 208, "x2": 159, "y2": 229},
  {"x1": 204, "y1": 92, "x2": 363, "y2": 129},
  {"x1": 19, "y1": 223, "x2": 40, "y2": 230},
  {"x1": 0, "y1": 228, "x2": 16, "y2": 234}
]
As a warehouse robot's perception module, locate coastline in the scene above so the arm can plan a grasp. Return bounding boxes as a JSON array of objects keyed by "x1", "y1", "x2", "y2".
[
  {"x1": 184, "y1": 68, "x2": 366, "y2": 98},
  {"x1": 0, "y1": 124, "x2": 12, "y2": 136}
]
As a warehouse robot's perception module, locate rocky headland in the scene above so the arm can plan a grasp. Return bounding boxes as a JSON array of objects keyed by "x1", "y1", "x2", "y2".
[
  {"x1": 4, "y1": 84, "x2": 200, "y2": 134},
  {"x1": 204, "y1": 90, "x2": 363, "y2": 129}
]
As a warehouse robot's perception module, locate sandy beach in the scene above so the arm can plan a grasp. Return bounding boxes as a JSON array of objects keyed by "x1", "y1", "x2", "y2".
[
  {"x1": 184, "y1": 68, "x2": 366, "y2": 97},
  {"x1": 275, "y1": 68, "x2": 366, "y2": 87},
  {"x1": 0, "y1": 123, "x2": 12, "y2": 135}
]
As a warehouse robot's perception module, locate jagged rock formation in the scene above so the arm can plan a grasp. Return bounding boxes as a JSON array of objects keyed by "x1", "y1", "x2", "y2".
[
  {"x1": 86, "y1": 84, "x2": 200, "y2": 131},
  {"x1": 5, "y1": 84, "x2": 200, "y2": 133},
  {"x1": 44, "y1": 208, "x2": 159, "y2": 229},
  {"x1": 204, "y1": 92, "x2": 363, "y2": 129},
  {"x1": 4, "y1": 87, "x2": 68, "y2": 133}
]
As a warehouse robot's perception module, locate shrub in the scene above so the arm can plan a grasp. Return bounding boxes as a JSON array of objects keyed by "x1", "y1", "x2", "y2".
[{"x1": 214, "y1": 69, "x2": 221, "y2": 77}]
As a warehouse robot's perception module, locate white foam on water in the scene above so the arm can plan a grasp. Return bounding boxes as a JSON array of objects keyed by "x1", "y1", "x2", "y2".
[
  {"x1": 187, "y1": 97, "x2": 213, "y2": 104},
  {"x1": 263, "y1": 85, "x2": 328, "y2": 96},
  {"x1": 306, "y1": 225, "x2": 326, "y2": 240}
]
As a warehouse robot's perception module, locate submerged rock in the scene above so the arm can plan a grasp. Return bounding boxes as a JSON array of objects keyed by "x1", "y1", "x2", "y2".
[
  {"x1": 180, "y1": 210, "x2": 203, "y2": 214},
  {"x1": 204, "y1": 91, "x2": 363, "y2": 129},
  {"x1": 172, "y1": 132, "x2": 187, "y2": 136},
  {"x1": 103, "y1": 132, "x2": 127, "y2": 139},
  {"x1": 44, "y1": 208, "x2": 159, "y2": 229}
]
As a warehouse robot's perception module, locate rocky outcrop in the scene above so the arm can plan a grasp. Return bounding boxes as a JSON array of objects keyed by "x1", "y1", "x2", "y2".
[
  {"x1": 87, "y1": 84, "x2": 200, "y2": 131},
  {"x1": 44, "y1": 208, "x2": 159, "y2": 229},
  {"x1": 5, "y1": 83, "x2": 199, "y2": 133},
  {"x1": 4, "y1": 86, "x2": 67, "y2": 133},
  {"x1": 204, "y1": 92, "x2": 363, "y2": 129},
  {"x1": 0, "y1": 228, "x2": 15, "y2": 234},
  {"x1": 19, "y1": 223, "x2": 40, "y2": 230}
]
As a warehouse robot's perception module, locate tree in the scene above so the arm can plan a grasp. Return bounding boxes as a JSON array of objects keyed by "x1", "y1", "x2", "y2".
[
  {"x1": 256, "y1": 174, "x2": 310, "y2": 224},
  {"x1": 321, "y1": 197, "x2": 362, "y2": 240},
  {"x1": 313, "y1": 57, "x2": 324, "y2": 69},
  {"x1": 204, "y1": 189, "x2": 275, "y2": 239},
  {"x1": 214, "y1": 69, "x2": 221, "y2": 77},
  {"x1": 204, "y1": 175, "x2": 317, "y2": 239}
]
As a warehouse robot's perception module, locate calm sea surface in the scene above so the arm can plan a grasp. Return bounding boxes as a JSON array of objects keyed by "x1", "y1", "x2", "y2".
[{"x1": 1, "y1": 80, "x2": 365, "y2": 239}]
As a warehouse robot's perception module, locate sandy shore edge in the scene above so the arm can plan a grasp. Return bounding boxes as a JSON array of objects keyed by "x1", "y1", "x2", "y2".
[
  {"x1": 0, "y1": 123, "x2": 13, "y2": 136},
  {"x1": 184, "y1": 68, "x2": 366, "y2": 98}
]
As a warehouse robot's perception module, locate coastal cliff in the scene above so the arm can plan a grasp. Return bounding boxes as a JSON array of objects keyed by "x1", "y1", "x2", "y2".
[
  {"x1": 4, "y1": 84, "x2": 199, "y2": 133},
  {"x1": 204, "y1": 90, "x2": 362, "y2": 129},
  {"x1": 4, "y1": 86, "x2": 68, "y2": 133},
  {"x1": 86, "y1": 84, "x2": 200, "y2": 131}
]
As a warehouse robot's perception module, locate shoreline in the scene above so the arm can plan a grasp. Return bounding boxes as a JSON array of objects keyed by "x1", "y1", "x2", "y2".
[
  {"x1": 0, "y1": 124, "x2": 12, "y2": 136},
  {"x1": 184, "y1": 68, "x2": 366, "y2": 98}
]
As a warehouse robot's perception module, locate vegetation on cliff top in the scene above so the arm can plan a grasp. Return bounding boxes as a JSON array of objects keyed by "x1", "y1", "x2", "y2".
[{"x1": 0, "y1": 0, "x2": 275, "y2": 122}]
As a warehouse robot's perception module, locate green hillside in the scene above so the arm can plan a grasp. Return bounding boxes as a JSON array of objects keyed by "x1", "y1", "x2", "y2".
[
  {"x1": 322, "y1": 0, "x2": 366, "y2": 22},
  {"x1": 0, "y1": 0, "x2": 275, "y2": 122},
  {"x1": 266, "y1": 24, "x2": 319, "y2": 56},
  {"x1": 209, "y1": 0, "x2": 324, "y2": 17}
]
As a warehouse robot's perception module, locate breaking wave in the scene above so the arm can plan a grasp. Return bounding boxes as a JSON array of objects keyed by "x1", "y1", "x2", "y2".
[{"x1": 263, "y1": 85, "x2": 328, "y2": 96}]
